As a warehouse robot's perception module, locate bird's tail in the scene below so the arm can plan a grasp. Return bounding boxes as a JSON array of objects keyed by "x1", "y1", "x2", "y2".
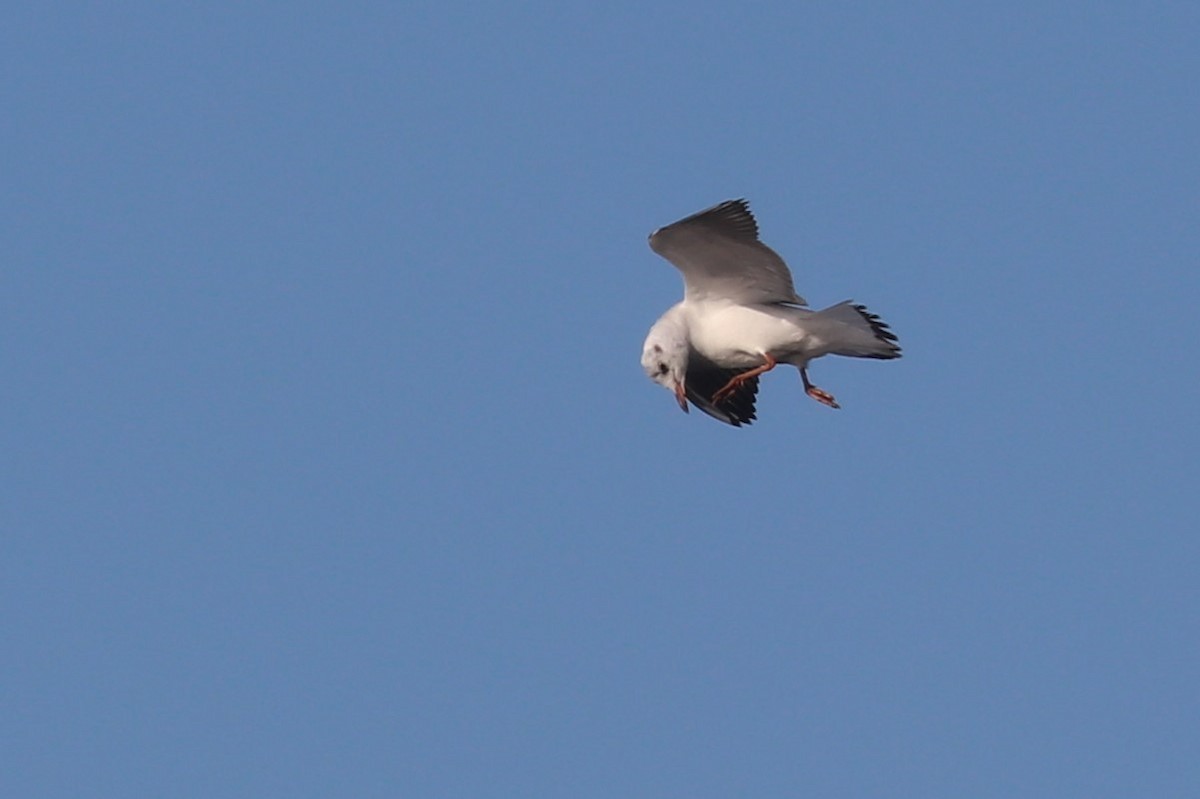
[{"x1": 810, "y1": 301, "x2": 902, "y2": 359}]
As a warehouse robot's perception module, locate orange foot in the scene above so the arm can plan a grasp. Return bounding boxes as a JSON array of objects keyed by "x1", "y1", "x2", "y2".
[
  {"x1": 712, "y1": 353, "x2": 777, "y2": 405},
  {"x1": 712, "y1": 373, "x2": 753, "y2": 405},
  {"x1": 801, "y1": 367, "x2": 841, "y2": 409},
  {"x1": 805, "y1": 385, "x2": 841, "y2": 409}
]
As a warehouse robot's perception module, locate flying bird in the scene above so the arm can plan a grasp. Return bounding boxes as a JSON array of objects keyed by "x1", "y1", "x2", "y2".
[{"x1": 641, "y1": 199, "x2": 900, "y2": 426}]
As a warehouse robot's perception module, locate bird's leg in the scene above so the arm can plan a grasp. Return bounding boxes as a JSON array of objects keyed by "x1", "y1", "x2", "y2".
[
  {"x1": 712, "y1": 353, "x2": 777, "y2": 404},
  {"x1": 801, "y1": 367, "x2": 840, "y2": 409}
]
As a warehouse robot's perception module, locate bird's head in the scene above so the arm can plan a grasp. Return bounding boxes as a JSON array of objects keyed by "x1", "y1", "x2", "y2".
[{"x1": 641, "y1": 320, "x2": 689, "y2": 413}]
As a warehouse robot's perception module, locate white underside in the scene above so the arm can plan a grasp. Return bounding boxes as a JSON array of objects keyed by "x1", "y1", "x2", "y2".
[{"x1": 680, "y1": 300, "x2": 822, "y2": 368}]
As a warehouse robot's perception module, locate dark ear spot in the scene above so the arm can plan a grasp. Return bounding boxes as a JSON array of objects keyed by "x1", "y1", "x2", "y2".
[{"x1": 658, "y1": 363, "x2": 669, "y2": 376}]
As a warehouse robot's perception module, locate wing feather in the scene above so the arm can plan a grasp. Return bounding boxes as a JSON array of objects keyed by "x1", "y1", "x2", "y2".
[
  {"x1": 649, "y1": 199, "x2": 806, "y2": 306},
  {"x1": 685, "y1": 352, "x2": 759, "y2": 427}
]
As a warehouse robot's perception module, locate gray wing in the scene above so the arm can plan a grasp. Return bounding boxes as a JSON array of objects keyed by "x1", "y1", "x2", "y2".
[
  {"x1": 648, "y1": 199, "x2": 806, "y2": 306},
  {"x1": 685, "y1": 352, "x2": 759, "y2": 427}
]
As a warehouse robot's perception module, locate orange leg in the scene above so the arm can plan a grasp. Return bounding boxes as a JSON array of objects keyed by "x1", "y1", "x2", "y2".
[
  {"x1": 712, "y1": 353, "x2": 777, "y2": 404},
  {"x1": 801, "y1": 367, "x2": 840, "y2": 409}
]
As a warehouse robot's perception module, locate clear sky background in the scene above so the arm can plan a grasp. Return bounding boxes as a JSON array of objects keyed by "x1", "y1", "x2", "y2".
[{"x1": 5, "y1": 3, "x2": 1198, "y2": 797}]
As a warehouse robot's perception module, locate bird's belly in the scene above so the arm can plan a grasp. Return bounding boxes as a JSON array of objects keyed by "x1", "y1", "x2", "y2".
[{"x1": 688, "y1": 305, "x2": 808, "y2": 367}]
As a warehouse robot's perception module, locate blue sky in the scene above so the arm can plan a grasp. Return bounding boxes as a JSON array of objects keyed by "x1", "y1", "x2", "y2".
[{"x1": 5, "y1": 2, "x2": 1198, "y2": 796}]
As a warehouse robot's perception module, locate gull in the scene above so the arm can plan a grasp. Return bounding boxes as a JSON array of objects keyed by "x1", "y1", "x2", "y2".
[{"x1": 641, "y1": 199, "x2": 900, "y2": 426}]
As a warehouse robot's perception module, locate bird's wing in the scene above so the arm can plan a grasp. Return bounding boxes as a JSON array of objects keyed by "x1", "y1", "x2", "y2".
[
  {"x1": 649, "y1": 199, "x2": 806, "y2": 306},
  {"x1": 685, "y1": 352, "x2": 759, "y2": 427}
]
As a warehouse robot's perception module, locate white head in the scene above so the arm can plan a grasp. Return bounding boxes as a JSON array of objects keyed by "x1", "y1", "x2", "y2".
[{"x1": 641, "y1": 316, "x2": 690, "y2": 413}]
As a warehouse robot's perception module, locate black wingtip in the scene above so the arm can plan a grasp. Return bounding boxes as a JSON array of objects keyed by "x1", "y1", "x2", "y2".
[
  {"x1": 714, "y1": 373, "x2": 759, "y2": 427},
  {"x1": 706, "y1": 198, "x2": 760, "y2": 241},
  {"x1": 685, "y1": 370, "x2": 759, "y2": 427}
]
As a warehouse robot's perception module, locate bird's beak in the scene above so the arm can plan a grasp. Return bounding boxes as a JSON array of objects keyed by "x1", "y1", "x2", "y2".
[{"x1": 673, "y1": 380, "x2": 689, "y2": 413}]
